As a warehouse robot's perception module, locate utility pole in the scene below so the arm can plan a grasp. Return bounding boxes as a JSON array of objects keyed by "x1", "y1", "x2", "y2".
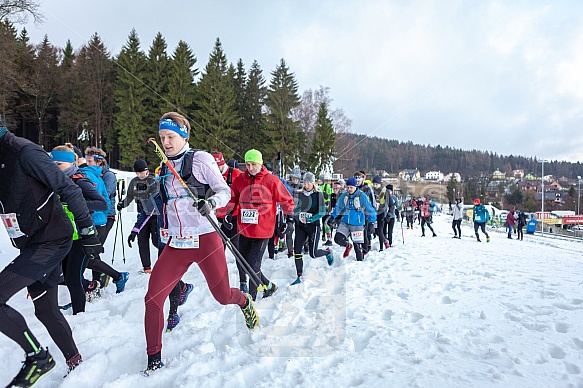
[{"x1": 539, "y1": 160, "x2": 547, "y2": 237}]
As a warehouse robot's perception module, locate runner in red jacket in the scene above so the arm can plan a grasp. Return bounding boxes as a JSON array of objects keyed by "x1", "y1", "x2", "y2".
[{"x1": 225, "y1": 149, "x2": 294, "y2": 299}]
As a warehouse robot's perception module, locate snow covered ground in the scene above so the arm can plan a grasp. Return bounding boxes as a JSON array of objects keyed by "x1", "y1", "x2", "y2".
[{"x1": 1, "y1": 169, "x2": 583, "y2": 387}]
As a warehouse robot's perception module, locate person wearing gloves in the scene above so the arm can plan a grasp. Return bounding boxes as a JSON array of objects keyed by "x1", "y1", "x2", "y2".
[
  {"x1": 51, "y1": 144, "x2": 108, "y2": 314},
  {"x1": 119, "y1": 159, "x2": 158, "y2": 273},
  {"x1": 290, "y1": 172, "x2": 335, "y2": 285},
  {"x1": 452, "y1": 197, "x2": 463, "y2": 239},
  {"x1": 472, "y1": 198, "x2": 490, "y2": 242},
  {"x1": 0, "y1": 123, "x2": 103, "y2": 385},
  {"x1": 143, "y1": 112, "x2": 258, "y2": 374},
  {"x1": 328, "y1": 177, "x2": 377, "y2": 261},
  {"x1": 224, "y1": 149, "x2": 295, "y2": 300},
  {"x1": 371, "y1": 176, "x2": 389, "y2": 250}
]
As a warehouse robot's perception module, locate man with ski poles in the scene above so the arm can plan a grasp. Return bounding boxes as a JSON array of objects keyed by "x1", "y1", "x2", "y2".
[{"x1": 143, "y1": 112, "x2": 259, "y2": 374}]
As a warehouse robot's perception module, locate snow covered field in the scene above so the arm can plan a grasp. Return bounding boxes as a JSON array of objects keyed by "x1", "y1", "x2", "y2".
[{"x1": 1, "y1": 170, "x2": 583, "y2": 387}]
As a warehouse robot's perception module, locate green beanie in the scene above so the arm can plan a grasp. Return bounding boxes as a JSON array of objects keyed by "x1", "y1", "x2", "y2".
[{"x1": 244, "y1": 149, "x2": 263, "y2": 164}]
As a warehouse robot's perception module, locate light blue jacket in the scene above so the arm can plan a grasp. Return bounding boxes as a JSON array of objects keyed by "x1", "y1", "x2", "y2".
[{"x1": 331, "y1": 188, "x2": 377, "y2": 226}]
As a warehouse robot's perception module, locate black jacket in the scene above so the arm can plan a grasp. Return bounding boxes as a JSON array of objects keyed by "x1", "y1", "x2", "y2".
[
  {"x1": 0, "y1": 132, "x2": 94, "y2": 249},
  {"x1": 69, "y1": 168, "x2": 108, "y2": 213}
]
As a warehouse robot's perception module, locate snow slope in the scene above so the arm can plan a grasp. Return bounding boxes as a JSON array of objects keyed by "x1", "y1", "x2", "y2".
[{"x1": 1, "y1": 169, "x2": 582, "y2": 387}]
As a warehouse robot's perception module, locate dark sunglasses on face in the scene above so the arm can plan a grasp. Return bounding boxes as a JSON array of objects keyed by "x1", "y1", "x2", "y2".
[{"x1": 354, "y1": 174, "x2": 363, "y2": 179}]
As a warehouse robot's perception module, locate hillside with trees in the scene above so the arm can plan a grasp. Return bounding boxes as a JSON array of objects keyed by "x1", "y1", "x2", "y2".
[{"x1": 1, "y1": 21, "x2": 582, "y2": 182}]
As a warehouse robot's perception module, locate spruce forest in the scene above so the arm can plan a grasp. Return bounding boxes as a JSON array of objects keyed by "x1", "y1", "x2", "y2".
[{"x1": 1, "y1": 22, "x2": 582, "y2": 180}]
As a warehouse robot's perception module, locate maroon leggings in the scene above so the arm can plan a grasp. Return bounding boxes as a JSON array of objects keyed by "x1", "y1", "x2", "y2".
[{"x1": 144, "y1": 231, "x2": 246, "y2": 355}]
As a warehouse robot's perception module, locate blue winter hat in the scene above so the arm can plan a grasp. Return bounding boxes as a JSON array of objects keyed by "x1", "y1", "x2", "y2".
[
  {"x1": 372, "y1": 175, "x2": 382, "y2": 184},
  {"x1": 346, "y1": 177, "x2": 358, "y2": 187}
]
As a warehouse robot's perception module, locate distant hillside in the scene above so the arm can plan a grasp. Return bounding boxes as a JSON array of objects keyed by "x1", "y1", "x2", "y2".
[{"x1": 333, "y1": 133, "x2": 583, "y2": 179}]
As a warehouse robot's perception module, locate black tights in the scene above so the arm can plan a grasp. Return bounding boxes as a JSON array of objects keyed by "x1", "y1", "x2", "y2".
[
  {"x1": 452, "y1": 219, "x2": 462, "y2": 237},
  {"x1": 334, "y1": 232, "x2": 363, "y2": 261},
  {"x1": 0, "y1": 270, "x2": 78, "y2": 359}
]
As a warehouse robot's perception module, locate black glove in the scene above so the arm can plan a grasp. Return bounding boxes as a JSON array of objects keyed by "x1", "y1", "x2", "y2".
[
  {"x1": 328, "y1": 216, "x2": 339, "y2": 229},
  {"x1": 282, "y1": 214, "x2": 294, "y2": 234},
  {"x1": 223, "y1": 212, "x2": 234, "y2": 230},
  {"x1": 116, "y1": 202, "x2": 124, "y2": 212},
  {"x1": 127, "y1": 230, "x2": 138, "y2": 248},
  {"x1": 80, "y1": 225, "x2": 104, "y2": 259},
  {"x1": 367, "y1": 222, "x2": 376, "y2": 235},
  {"x1": 195, "y1": 198, "x2": 216, "y2": 217}
]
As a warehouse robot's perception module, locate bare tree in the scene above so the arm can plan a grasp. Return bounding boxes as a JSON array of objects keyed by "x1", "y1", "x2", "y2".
[{"x1": 0, "y1": 0, "x2": 44, "y2": 24}]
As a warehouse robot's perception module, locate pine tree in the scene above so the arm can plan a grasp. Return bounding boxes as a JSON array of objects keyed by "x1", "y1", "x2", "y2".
[
  {"x1": 241, "y1": 60, "x2": 268, "y2": 160},
  {"x1": 76, "y1": 33, "x2": 115, "y2": 151},
  {"x1": 446, "y1": 177, "x2": 459, "y2": 202},
  {"x1": 308, "y1": 102, "x2": 335, "y2": 176},
  {"x1": 11, "y1": 27, "x2": 36, "y2": 128},
  {"x1": 0, "y1": 21, "x2": 19, "y2": 121},
  {"x1": 167, "y1": 40, "x2": 197, "y2": 115},
  {"x1": 231, "y1": 58, "x2": 247, "y2": 159},
  {"x1": 192, "y1": 38, "x2": 239, "y2": 153},
  {"x1": 265, "y1": 58, "x2": 302, "y2": 170},
  {"x1": 56, "y1": 39, "x2": 83, "y2": 144},
  {"x1": 29, "y1": 35, "x2": 61, "y2": 148},
  {"x1": 115, "y1": 29, "x2": 149, "y2": 167},
  {"x1": 145, "y1": 32, "x2": 169, "y2": 136}
]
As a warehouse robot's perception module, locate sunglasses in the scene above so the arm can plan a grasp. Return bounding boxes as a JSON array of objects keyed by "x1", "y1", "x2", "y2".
[{"x1": 353, "y1": 174, "x2": 364, "y2": 179}]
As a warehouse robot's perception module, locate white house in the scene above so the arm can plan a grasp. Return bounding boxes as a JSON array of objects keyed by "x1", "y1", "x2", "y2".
[
  {"x1": 425, "y1": 171, "x2": 444, "y2": 181},
  {"x1": 444, "y1": 172, "x2": 462, "y2": 182}
]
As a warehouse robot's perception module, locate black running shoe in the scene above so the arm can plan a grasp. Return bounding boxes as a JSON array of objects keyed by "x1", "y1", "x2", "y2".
[{"x1": 8, "y1": 348, "x2": 55, "y2": 387}]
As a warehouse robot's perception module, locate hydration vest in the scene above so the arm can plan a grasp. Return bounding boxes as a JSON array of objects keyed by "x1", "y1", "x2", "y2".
[{"x1": 159, "y1": 149, "x2": 213, "y2": 204}]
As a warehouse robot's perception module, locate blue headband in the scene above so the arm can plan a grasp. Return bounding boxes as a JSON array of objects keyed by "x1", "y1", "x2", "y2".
[
  {"x1": 159, "y1": 118, "x2": 189, "y2": 138},
  {"x1": 85, "y1": 154, "x2": 104, "y2": 160},
  {"x1": 51, "y1": 150, "x2": 76, "y2": 163}
]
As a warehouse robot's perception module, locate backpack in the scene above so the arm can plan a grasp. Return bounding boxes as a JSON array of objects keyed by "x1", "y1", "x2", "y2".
[
  {"x1": 159, "y1": 149, "x2": 213, "y2": 203},
  {"x1": 344, "y1": 191, "x2": 362, "y2": 210},
  {"x1": 226, "y1": 166, "x2": 234, "y2": 186}
]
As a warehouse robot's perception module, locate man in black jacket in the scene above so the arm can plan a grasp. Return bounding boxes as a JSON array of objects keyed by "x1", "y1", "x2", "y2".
[
  {"x1": 117, "y1": 159, "x2": 158, "y2": 273},
  {"x1": 0, "y1": 121, "x2": 103, "y2": 387}
]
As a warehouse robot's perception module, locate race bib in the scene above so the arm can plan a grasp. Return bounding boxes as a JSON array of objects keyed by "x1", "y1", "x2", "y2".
[
  {"x1": 241, "y1": 208, "x2": 259, "y2": 224},
  {"x1": 169, "y1": 235, "x2": 199, "y2": 249},
  {"x1": 298, "y1": 212, "x2": 310, "y2": 223},
  {"x1": 351, "y1": 230, "x2": 364, "y2": 243},
  {"x1": 1, "y1": 213, "x2": 25, "y2": 238},
  {"x1": 159, "y1": 228, "x2": 170, "y2": 244}
]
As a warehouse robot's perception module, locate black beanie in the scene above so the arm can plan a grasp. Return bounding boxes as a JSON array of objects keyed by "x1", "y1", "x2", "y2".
[
  {"x1": 133, "y1": 159, "x2": 148, "y2": 172},
  {"x1": 387, "y1": 184, "x2": 394, "y2": 191}
]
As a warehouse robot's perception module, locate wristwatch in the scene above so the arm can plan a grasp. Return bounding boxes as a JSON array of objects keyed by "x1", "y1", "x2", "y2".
[{"x1": 79, "y1": 225, "x2": 96, "y2": 236}]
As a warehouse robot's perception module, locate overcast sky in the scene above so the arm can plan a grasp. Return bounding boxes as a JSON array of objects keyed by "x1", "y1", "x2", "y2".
[{"x1": 23, "y1": 0, "x2": 583, "y2": 163}]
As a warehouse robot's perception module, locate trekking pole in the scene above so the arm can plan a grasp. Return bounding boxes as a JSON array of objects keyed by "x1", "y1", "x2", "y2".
[
  {"x1": 112, "y1": 210, "x2": 120, "y2": 264},
  {"x1": 401, "y1": 216, "x2": 405, "y2": 244},
  {"x1": 147, "y1": 138, "x2": 266, "y2": 292},
  {"x1": 118, "y1": 179, "x2": 126, "y2": 263}
]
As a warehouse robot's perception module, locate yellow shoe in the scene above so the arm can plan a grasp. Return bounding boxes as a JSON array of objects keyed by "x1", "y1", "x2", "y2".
[{"x1": 240, "y1": 294, "x2": 259, "y2": 330}]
